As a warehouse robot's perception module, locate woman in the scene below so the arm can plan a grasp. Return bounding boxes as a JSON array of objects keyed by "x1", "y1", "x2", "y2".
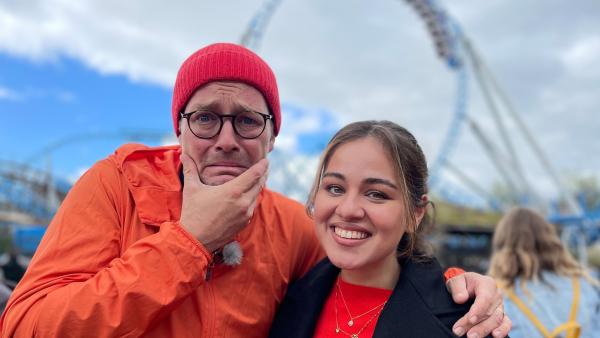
[
  {"x1": 269, "y1": 120, "x2": 492, "y2": 338},
  {"x1": 488, "y1": 207, "x2": 599, "y2": 338}
]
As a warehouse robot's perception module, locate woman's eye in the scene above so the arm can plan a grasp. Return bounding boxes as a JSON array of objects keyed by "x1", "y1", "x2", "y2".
[
  {"x1": 326, "y1": 185, "x2": 344, "y2": 195},
  {"x1": 366, "y1": 191, "x2": 388, "y2": 200}
]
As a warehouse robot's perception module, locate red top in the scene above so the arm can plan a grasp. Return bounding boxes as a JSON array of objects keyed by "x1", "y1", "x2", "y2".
[{"x1": 314, "y1": 277, "x2": 393, "y2": 338}]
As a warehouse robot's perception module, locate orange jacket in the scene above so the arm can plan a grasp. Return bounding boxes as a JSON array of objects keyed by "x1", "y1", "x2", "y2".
[{"x1": 1, "y1": 144, "x2": 323, "y2": 337}]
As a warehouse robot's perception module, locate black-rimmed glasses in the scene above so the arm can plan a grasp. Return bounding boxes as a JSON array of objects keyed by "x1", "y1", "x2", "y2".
[{"x1": 180, "y1": 110, "x2": 273, "y2": 139}]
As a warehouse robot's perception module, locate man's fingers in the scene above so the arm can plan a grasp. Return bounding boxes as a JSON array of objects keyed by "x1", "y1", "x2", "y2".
[
  {"x1": 486, "y1": 291, "x2": 503, "y2": 317},
  {"x1": 244, "y1": 166, "x2": 269, "y2": 213},
  {"x1": 446, "y1": 274, "x2": 469, "y2": 304},
  {"x1": 465, "y1": 305, "x2": 507, "y2": 338},
  {"x1": 465, "y1": 288, "x2": 494, "y2": 325},
  {"x1": 180, "y1": 153, "x2": 204, "y2": 189},
  {"x1": 452, "y1": 312, "x2": 472, "y2": 337},
  {"x1": 226, "y1": 158, "x2": 269, "y2": 193},
  {"x1": 465, "y1": 274, "x2": 501, "y2": 325},
  {"x1": 450, "y1": 272, "x2": 503, "y2": 337},
  {"x1": 492, "y1": 313, "x2": 511, "y2": 338}
]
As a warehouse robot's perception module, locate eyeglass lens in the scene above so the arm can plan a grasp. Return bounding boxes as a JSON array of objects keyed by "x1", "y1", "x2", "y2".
[{"x1": 188, "y1": 110, "x2": 266, "y2": 139}]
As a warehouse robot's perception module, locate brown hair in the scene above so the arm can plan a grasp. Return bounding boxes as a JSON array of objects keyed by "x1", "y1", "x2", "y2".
[
  {"x1": 488, "y1": 207, "x2": 598, "y2": 288},
  {"x1": 306, "y1": 120, "x2": 433, "y2": 260}
]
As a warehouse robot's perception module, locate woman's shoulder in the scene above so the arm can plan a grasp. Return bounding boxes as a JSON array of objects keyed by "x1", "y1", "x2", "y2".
[
  {"x1": 269, "y1": 258, "x2": 338, "y2": 338},
  {"x1": 373, "y1": 257, "x2": 474, "y2": 337},
  {"x1": 399, "y1": 257, "x2": 472, "y2": 312},
  {"x1": 288, "y1": 258, "x2": 339, "y2": 291}
]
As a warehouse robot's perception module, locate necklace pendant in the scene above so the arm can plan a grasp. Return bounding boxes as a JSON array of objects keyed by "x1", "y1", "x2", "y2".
[
  {"x1": 335, "y1": 328, "x2": 340, "y2": 333},
  {"x1": 348, "y1": 319, "x2": 354, "y2": 327},
  {"x1": 351, "y1": 335, "x2": 358, "y2": 338}
]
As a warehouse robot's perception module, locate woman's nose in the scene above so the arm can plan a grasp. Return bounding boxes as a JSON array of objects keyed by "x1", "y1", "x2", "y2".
[{"x1": 335, "y1": 194, "x2": 365, "y2": 220}]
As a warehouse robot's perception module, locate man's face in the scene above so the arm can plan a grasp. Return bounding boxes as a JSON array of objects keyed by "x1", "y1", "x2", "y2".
[{"x1": 178, "y1": 81, "x2": 275, "y2": 186}]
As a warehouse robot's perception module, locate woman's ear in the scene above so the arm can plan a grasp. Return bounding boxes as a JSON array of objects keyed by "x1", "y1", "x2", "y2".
[
  {"x1": 307, "y1": 201, "x2": 315, "y2": 218},
  {"x1": 414, "y1": 194, "x2": 429, "y2": 227}
]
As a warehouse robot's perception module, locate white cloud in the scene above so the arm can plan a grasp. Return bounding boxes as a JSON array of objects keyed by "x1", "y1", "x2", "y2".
[
  {"x1": 0, "y1": 85, "x2": 76, "y2": 103},
  {"x1": 1, "y1": 0, "x2": 599, "y2": 208},
  {"x1": 66, "y1": 166, "x2": 90, "y2": 184},
  {"x1": 0, "y1": 0, "x2": 258, "y2": 86},
  {"x1": 160, "y1": 135, "x2": 178, "y2": 147},
  {"x1": 56, "y1": 90, "x2": 76, "y2": 103},
  {"x1": 561, "y1": 35, "x2": 600, "y2": 79},
  {"x1": 0, "y1": 86, "x2": 21, "y2": 101},
  {"x1": 267, "y1": 151, "x2": 320, "y2": 202}
]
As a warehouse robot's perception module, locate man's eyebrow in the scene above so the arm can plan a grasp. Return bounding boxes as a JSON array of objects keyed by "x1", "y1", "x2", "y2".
[
  {"x1": 364, "y1": 177, "x2": 398, "y2": 189},
  {"x1": 188, "y1": 101, "x2": 263, "y2": 113}
]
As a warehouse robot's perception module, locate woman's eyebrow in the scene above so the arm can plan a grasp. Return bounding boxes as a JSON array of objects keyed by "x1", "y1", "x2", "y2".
[
  {"x1": 322, "y1": 172, "x2": 345, "y2": 180},
  {"x1": 364, "y1": 177, "x2": 397, "y2": 189}
]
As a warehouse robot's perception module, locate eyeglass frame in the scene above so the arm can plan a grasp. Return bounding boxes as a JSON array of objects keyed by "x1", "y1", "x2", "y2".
[{"x1": 179, "y1": 109, "x2": 274, "y2": 140}]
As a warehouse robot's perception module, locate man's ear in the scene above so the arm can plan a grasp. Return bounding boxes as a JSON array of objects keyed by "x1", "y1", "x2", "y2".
[
  {"x1": 177, "y1": 120, "x2": 183, "y2": 145},
  {"x1": 268, "y1": 133, "x2": 275, "y2": 152},
  {"x1": 266, "y1": 120, "x2": 276, "y2": 152}
]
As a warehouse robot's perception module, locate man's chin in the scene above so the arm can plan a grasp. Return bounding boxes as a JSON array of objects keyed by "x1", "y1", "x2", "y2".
[{"x1": 202, "y1": 175, "x2": 238, "y2": 186}]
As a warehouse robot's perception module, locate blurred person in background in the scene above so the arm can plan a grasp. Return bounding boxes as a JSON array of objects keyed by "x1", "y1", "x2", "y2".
[
  {"x1": 488, "y1": 207, "x2": 600, "y2": 338},
  {"x1": 0, "y1": 248, "x2": 27, "y2": 288},
  {"x1": 0, "y1": 279, "x2": 10, "y2": 313}
]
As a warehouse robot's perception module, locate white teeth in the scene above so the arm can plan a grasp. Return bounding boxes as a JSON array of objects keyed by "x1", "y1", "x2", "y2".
[{"x1": 334, "y1": 227, "x2": 368, "y2": 239}]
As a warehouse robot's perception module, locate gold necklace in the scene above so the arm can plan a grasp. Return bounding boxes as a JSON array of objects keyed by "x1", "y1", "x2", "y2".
[
  {"x1": 336, "y1": 280, "x2": 387, "y2": 327},
  {"x1": 334, "y1": 282, "x2": 387, "y2": 338}
]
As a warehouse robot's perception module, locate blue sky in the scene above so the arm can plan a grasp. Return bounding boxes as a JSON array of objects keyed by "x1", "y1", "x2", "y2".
[
  {"x1": 0, "y1": 51, "x2": 339, "y2": 188},
  {"x1": 0, "y1": 53, "x2": 172, "y2": 180}
]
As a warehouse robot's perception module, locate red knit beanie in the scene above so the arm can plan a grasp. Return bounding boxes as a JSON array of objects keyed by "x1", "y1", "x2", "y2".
[{"x1": 172, "y1": 43, "x2": 281, "y2": 136}]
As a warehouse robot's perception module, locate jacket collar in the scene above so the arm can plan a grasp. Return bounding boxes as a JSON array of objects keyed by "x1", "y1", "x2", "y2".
[
  {"x1": 112, "y1": 144, "x2": 184, "y2": 227},
  {"x1": 373, "y1": 258, "x2": 462, "y2": 337},
  {"x1": 279, "y1": 257, "x2": 463, "y2": 338},
  {"x1": 111, "y1": 144, "x2": 267, "y2": 231}
]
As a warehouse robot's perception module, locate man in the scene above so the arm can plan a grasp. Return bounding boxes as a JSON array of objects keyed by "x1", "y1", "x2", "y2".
[{"x1": 1, "y1": 43, "x2": 510, "y2": 337}]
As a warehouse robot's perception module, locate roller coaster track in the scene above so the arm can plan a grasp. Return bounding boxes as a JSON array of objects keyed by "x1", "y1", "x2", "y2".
[
  {"x1": 0, "y1": 130, "x2": 169, "y2": 225},
  {"x1": 238, "y1": 0, "x2": 583, "y2": 215}
]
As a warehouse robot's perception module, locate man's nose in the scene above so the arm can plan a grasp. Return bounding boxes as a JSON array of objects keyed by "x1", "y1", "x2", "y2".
[{"x1": 214, "y1": 119, "x2": 240, "y2": 152}]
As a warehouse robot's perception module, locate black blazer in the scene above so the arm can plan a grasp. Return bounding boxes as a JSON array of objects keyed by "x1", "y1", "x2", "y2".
[{"x1": 270, "y1": 257, "x2": 490, "y2": 338}]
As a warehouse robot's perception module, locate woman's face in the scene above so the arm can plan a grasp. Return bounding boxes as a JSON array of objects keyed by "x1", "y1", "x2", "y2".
[{"x1": 313, "y1": 136, "x2": 408, "y2": 273}]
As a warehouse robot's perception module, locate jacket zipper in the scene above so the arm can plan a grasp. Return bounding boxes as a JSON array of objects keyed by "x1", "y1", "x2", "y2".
[
  {"x1": 205, "y1": 259, "x2": 216, "y2": 281},
  {"x1": 204, "y1": 249, "x2": 223, "y2": 336},
  {"x1": 205, "y1": 249, "x2": 223, "y2": 281}
]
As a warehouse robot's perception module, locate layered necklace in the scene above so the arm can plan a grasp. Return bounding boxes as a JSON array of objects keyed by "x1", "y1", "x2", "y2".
[{"x1": 334, "y1": 280, "x2": 388, "y2": 338}]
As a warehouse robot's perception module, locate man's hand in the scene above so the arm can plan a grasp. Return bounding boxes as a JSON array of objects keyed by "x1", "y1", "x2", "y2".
[
  {"x1": 447, "y1": 272, "x2": 512, "y2": 338},
  {"x1": 179, "y1": 153, "x2": 268, "y2": 252}
]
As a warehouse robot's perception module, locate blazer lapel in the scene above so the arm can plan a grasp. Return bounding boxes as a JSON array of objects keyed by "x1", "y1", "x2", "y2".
[
  {"x1": 373, "y1": 259, "x2": 457, "y2": 338},
  {"x1": 271, "y1": 259, "x2": 339, "y2": 338}
]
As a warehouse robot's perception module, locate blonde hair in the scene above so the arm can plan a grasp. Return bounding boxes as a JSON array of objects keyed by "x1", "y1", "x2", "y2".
[
  {"x1": 306, "y1": 120, "x2": 432, "y2": 260},
  {"x1": 488, "y1": 207, "x2": 597, "y2": 288}
]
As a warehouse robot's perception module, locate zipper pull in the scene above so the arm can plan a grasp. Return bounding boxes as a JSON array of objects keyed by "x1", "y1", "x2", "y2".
[
  {"x1": 205, "y1": 249, "x2": 223, "y2": 281},
  {"x1": 205, "y1": 259, "x2": 215, "y2": 281}
]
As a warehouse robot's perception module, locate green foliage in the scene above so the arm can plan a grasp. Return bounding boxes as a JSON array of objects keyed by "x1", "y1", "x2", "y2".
[
  {"x1": 431, "y1": 198, "x2": 502, "y2": 229},
  {"x1": 0, "y1": 227, "x2": 12, "y2": 253},
  {"x1": 568, "y1": 175, "x2": 600, "y2": 211}
]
